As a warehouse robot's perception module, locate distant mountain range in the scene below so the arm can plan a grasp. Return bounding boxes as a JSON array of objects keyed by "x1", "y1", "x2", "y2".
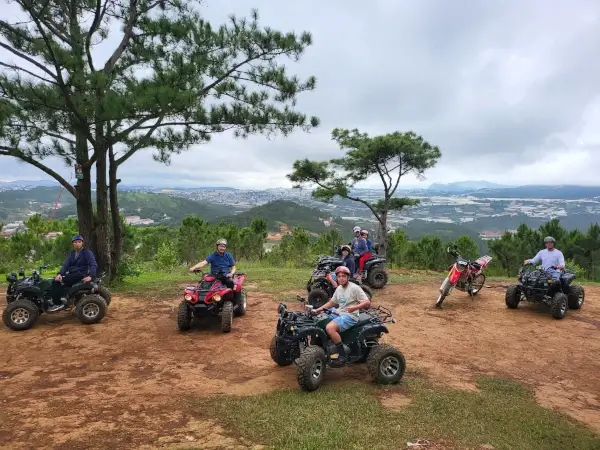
[{"x1": 426, "y1": 181, "x2": 512, "y2": 192}]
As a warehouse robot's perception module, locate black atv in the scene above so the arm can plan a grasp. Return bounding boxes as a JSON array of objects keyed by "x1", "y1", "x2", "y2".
[
  {"x1": 306, "y1": 256, "x2": 373, "y2": 308},
  {"x1": 3, "y1": 265, "x2": 112, "y2": 331},
  {"x1": 505, "y1": 265, "x2": 585, "y2": 320},
  {"x1": 269, "y1": 298, "x2": 406, "y2": 392},
  {"x1": 337, "y1": 244, "x2": 389, "y2": 289}
]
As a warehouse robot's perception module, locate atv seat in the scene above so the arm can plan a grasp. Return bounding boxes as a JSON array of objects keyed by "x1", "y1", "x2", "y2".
[{"x1": 355, "y1": 311, "x2": 373, "y2": 328}]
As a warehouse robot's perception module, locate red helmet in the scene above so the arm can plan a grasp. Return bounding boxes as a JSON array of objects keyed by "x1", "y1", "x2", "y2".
[{"x1": 335, "y1": 265, "x2": 351, "y2": 275}]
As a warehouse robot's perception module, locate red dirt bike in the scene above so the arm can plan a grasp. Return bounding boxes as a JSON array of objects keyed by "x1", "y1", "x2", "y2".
[
  {"x1": 435, "y1": 246, "x2": 493, "y2": 308},
  {"x1": 177, "y1": 269, "x2": 247, "y2": 333}
]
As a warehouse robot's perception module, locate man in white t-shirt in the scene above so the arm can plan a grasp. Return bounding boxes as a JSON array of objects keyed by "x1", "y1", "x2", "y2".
[
  {"x1": 313, "y1": 265, "x2": 371, "y2": 365},
  {"x1": 524, "y1": 236, "x2": 565, "y2": 282}
]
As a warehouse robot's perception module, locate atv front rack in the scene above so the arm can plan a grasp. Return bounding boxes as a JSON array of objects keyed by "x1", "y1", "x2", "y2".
[{"x1": 364, "y1": 305, "x2": 396, "y2": 325}]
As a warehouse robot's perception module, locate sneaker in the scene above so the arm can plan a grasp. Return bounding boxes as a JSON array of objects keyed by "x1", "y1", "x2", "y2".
[{"x1": 47, "y1": 303, "x2": 63, "y2": 312}]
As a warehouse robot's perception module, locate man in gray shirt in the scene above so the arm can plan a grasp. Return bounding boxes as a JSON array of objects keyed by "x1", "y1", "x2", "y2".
[{"x1": 524, "y1": 236, "x2": 565, "y2": 281}]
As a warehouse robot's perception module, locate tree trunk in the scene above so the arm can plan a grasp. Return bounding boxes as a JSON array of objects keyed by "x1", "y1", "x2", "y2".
[
  {"x1": 108, "y1": 145, "x2": 123, "y2": 278},
  {"x1": 95, "y1": 143, "x2": 112, "y2": 278},
  {"x1": 377, "y1": 210, "x2": 389, "y2": 258},
  {"x1": 74, "y1": 132, "x2": 96, "y2": 255}
]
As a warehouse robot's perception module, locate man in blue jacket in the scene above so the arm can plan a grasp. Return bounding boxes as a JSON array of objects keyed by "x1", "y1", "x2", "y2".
[
  {"x1": 49, "y1": 235, "x2": 98, "y2": 311},
  {"x1": 189, "y1": 238, "x2": 236, "y2": 289}
]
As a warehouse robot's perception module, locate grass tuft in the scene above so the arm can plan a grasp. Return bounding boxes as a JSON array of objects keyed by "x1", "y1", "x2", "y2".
[{"x1": 190, "y1": 376, "x2": 600, "y2": 450}]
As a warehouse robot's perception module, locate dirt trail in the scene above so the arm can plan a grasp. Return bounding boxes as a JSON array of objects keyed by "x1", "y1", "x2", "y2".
[{"x1": 0, "y1": 282, "x2": 599, "y2": 448}]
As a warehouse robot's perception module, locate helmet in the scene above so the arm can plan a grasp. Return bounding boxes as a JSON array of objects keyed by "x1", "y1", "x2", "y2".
[
  {"x1": 335, "y1": 265, "x2": 351, "y2": 275},
  {"x1": 72, "y1": 235, "x2": 83, "y2": 242},
  {"x1": 216, "y1": 238, "x2": 227, "y2": 246},
  {"x1": 353, "y1": 226, "x2": 361, "y2": 233},
  {"x1": 340, "y1": 245, "x2": 351, "y2": 253},
  {"x1": 544, "y1": 236, "x2": 555, "y2": 243},
  {"x1": 361, "y1": 229, "x2": 368, "y2": 236}
]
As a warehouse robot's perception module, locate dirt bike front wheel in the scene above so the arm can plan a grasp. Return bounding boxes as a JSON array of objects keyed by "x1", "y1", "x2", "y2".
[{"x1": 435, "y1": 293, "x2": 446, "y2": 308}]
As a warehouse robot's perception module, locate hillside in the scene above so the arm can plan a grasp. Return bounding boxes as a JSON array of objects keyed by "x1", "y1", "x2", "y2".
[
  {"x1": 213, "y1": 200, "x2": 356, "y2": 234},
  {"x1": 469, "y1": 185, "x2": 600, "y2": 199},
  {"x1": 0, "y1": 187, "x2": 230, "y2": 224}
]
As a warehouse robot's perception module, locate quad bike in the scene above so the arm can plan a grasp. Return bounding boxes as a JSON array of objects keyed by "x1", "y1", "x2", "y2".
[
  {"x1": 505, "y1": 265, "x2": 585, "y2": 320},
  {"x1": 177, "y1": 269, "x2": 247, "y2": 333},
  {"x1": 269, "y1": 297, "x2": 406, "y2": 392},
  {"x1": 336, "y1": 245, "x2": 389, "y2": 289},
  {"x1": 436, "y1": 246, "x2": 493, "y2": 308},
  {"x1": 306, "y1": 257, "x2": 373, "y2": 308},
  {"x1": 3, "y1": 265, "x2": 112, "y2": 331}
]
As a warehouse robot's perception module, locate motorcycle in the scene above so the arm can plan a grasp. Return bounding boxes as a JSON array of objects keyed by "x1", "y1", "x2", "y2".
[{"x1": 436, "y1": 246, "x2": 492, "y2": 308}]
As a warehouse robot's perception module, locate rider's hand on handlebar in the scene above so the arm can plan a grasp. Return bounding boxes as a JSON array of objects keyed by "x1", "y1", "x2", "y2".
[
  {"x1": 55, "y1": 274, "x2": 62, "y2": 282},
  {"x1": 523, "y1": 259, "x2": 530, "y2": 265},
  {"x1": 226, "y1": 272, "x2": 233, "y2": 278}
]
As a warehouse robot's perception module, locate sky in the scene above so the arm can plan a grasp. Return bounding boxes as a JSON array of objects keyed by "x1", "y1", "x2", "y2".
[{"x1": 1, "y1": 0, "x2": 600, "y2": 190}]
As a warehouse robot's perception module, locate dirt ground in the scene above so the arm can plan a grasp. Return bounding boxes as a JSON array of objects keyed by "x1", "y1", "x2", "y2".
[{"x1": 0, "y1": 281, "x2": 599, "y2": 449}]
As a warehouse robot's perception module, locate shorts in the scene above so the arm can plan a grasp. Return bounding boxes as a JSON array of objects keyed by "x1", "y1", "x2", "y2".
[{"x1": 327, "y1": 307, "x2": 358, "y2": 332}]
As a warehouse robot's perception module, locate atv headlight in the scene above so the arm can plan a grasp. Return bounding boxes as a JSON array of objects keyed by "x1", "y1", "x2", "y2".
[
  {"x1": 184, "y1": 294, "x2": 192, "y2": 301},
  {"x1": 213, "y1": 294, "x2": 221, "y2": 302}
]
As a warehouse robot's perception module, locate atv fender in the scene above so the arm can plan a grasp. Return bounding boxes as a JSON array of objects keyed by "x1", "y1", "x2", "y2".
[
  {"x1": 364, "y1": 258, "x2": 386, "y2": 270},
  {"x1": 291, "y1": 327, "x2": 328, "y2": 345},
  {"x1": 357, "y1": 324, "x2": 389, "y2": 342},
  {"x1": 13, "y1": 285, "x2": 43, "y2": 298}
]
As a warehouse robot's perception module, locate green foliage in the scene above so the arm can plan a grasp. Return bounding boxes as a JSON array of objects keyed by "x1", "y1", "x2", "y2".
[{"x1": 487, "y1": 218, "x2": 600, "y2": 280}]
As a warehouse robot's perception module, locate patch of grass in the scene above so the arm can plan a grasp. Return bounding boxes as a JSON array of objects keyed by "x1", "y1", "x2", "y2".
[
  {"x1": 191, "y1": 376, "x2": 600, "y2": 450},
  {"x1": 111, "y1": 262, "x2": 435, "y2": 300}
]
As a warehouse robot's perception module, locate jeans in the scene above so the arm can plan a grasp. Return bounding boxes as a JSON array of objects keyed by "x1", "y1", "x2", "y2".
[
  {"x1": 216, "y1": 274, "x2": 234, "y2": 289},
  {"x1": 51, "y1": 273, "x2": 84, "y2": 303},
  {"x1": 547, "y1": 269, "x2": 561, "y2": 282}
]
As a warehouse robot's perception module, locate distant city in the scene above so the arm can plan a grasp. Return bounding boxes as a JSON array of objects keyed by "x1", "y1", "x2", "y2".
[{"x1": 2, "y1": 179, "x2": 600, "y2": 241}]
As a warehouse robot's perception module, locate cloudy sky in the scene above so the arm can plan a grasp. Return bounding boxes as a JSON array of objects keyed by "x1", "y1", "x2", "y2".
[{"x1": 1, "y1": 0, "x2": 600, "y2": 189}]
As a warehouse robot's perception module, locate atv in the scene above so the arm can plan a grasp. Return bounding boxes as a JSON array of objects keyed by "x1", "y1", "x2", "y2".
[
  {"x1": 3, "y1": 265, "x2": 112, "y2": 331},
  {"x1": 269, "y1": 297, "x2": 406, "y2": 392},
  {"x1": 177, "y1": 269, "x2": 247, "y2": 333},
  {"x1": 336, "y1": 245, "x2": 389, "y2": 289},
  {"x1": 505, "y1": 264, "x2": 585, "y2": 320},
  {"x1": 306, "y1": 257, "x2": 373, "y2": 308}
]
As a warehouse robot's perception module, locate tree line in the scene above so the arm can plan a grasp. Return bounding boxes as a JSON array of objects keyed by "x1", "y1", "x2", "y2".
[{"x1": 2, "y1": 215, "x2": 599, "y2": 282}]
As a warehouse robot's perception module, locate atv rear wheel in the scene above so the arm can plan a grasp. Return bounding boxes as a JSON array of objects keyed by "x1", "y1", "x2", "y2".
[
  {"x1": 269, "y1": 335, "x2": 294, "y2": 366},
  {"x1": 367, "y1": 267, "x2": 388, "y2": 289},
  {"x1": 221, "y1": 300, "x2": 233, "y2": 333},
  {"x1": 96, "y1": 285, "x2": 112, "y2": 306},
  {"x1": 2, "y1": 299, "x2": 39, "y2": 331},
  {"x1": 234, "y1": 289, "x2": 247, "y2": 317},
  {"x1": 567, "y1": 284, "x2": 584, "y2": 310},
  {"x1": 177, "y1": 301, "x2": 192, "y2": 331},
  {"x1": 75, "y1": 294, "x2": 107, "y2": 325},
  {"x1": 551, "y1": 292, "x2": 568, "y2": 320},
  {"x1": 361, "y1": 285, "x2": 373, "y2": 300},
  {"x1": 366, "y1": 343, "x2": 406, "y2": 385},
  {"x1": 296, "y1": 345, "x2": 327, "y2": 392},
  {"x1": 307, "y1": 288, "x2": 329, "y2": 309},
  {"x1": 505, "y1": 285, "x2": 520, "y2": 309}
]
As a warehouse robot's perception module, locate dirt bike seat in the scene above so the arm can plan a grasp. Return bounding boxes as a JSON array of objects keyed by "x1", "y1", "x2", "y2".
[{"x1": 471, "y1": 262, "x2": 482, "y2": 270}]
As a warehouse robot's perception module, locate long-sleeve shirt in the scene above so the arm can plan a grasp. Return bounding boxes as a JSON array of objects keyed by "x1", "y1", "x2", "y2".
[
  {"x1": 351, "y1": 236, "x2": 368, "y2": 256},
  {"x1": 529, "y1": 249, "x2": 565, "y2": 271},
  {"x1": 365, "y1": 239, "x2": 374, "y2": 253},
  {"x1": 343, "y1": 254, "x2": 356, "y2": 275},
  {"x1": 59, "y1": 248, "x2": 98, "y2": 277}
]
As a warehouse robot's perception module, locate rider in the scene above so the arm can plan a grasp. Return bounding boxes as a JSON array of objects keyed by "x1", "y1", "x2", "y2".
[
  {"x1": 50, "y1": 235, "x2": 98, "y2": 311},
  {"x1": 524, "y1": 236, "x2": 565, "y2": 282},
  {"x1": 358, "y1": 229, "x2": 373, "y2": 273},
  {"x1": 313, "y1": 265, "x2": 371, "y2": 366},
  {"x1": 351, "y1": 226, "x2": 368, "y2": 278},
  {"x1": 328, "y1": 245, "x2": 356, "y2": 287},
  {"x1": 189, "y1": 238, "x2": 236, "y2": 289}
]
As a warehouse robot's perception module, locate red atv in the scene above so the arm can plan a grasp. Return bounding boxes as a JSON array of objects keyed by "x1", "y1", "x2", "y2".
[{"x1": 177, "y1": 269, "x2": 248, "y2": 333}]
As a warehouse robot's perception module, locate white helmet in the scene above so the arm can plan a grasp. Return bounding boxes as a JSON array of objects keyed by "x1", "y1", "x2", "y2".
[
  {"x1": 361, "y1": 229, "x2": 368, "y2": 236},
  {"x1": 353, "y1": 226, "x2": 361, "y2": 233}
]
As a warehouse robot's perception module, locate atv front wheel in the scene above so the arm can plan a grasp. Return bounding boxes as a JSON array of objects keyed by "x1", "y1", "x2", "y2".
[
  {"x1": 296, "y1": 345, "x2": 327, "y2": 392},
  {"x1": 96, "y1": 285, "x2": 112, "y2": 306},
  {"x1": 75, "y1": 294, "x2": 107, "y2": 325},
  {"x1": 269, "y1": 335, "x2": 294, "y2": 367},
  {"x1": 366, "y1": 343, "x2": 406, "y2": 385},
  {"x1": 234, "y1": 289, "x2": 247, "y2": 317},
  {"x1": 505, "y1": 285, "x2": 520, "y2": 309},
  {"x1": 177, "y1": 301, "x2": 192, "y2": 331},
  {"x1": 551, "y1": 292, "x2": 568, "y2": 320},
  {"x1": 221, "y1": 300, "x2": 233, "y2": 333},
  {"x1": 367, "y1": 267, "x2": 388, "y2": 289},
  {"x1": 2, "y1": 299, "x2": 39, "y2": 331},
  {"x1": 567, "y1": 284, "x2": 584, "y2": 310},
  {"x1": 307, "y1": 288, "x2": 329, "y2": 309}
]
